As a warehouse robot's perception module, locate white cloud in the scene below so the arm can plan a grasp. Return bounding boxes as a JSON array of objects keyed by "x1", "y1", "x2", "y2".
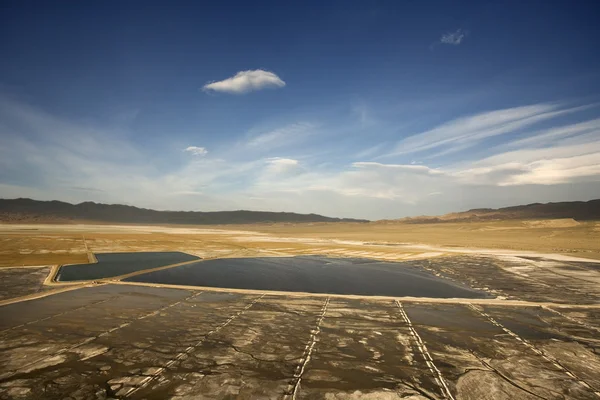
[
  {"x1": 472, "y1": 140, "x2": 600, "y2": 167},
  {"x1": 506, "y1": 117, "x2": 600, "y2": 148},
  {"x1": 272, "y1": 162, "x2": 451, "y2": 203},
  {"x1": 184, "y1": 146, "x2": 208, "y2": 156},
  {"x1": 245, "y1": 122, "x2": 315, "y2": 151},
  {"x1": 265, "y1": 157, "x2": 300, "y2": 174},
  {"x1": 267, "y1": 157, "x2": 298, "y2": 166},
  {"x1": 384, "y1": 103, "x2": 588, "y2": 158},
  {"x1": 452, "y1": 154, "x2": 600, "y2": 187},
  {"x1": 440, "y1": 29, "x2": 467, "y2": 45},
  {"x1": 355, "y1": 143, "x2": 387, "y2": 159},
  {"x1": 202, "y1": 69, "x2": 285, "y2": 94},
  {"x1": 450, "y1": 136, "x2": 600, "y2": 186},
  {"x1": 502, "y1": 154, "x2": 600, "y2": 186},
  {"x1": 352, "y1": 162, "x2": 444, "y2": 175}
]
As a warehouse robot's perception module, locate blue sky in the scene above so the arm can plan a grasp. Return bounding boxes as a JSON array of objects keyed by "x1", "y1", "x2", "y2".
[{"x1": 1, "y1": 1, "x2": 600, "y2": 219}]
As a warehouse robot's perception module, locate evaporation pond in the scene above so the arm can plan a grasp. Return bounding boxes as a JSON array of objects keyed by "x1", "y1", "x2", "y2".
[
  {"x1": 57, "y1": 252, "x2": 200, "y2": 281},
  {"x1": 125, "y1": 256, "x2": 489, "y2": 298}
]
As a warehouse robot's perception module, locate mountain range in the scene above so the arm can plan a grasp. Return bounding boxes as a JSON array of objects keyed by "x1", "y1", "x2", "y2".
[
  {"x1": 1, "y1": 198, "x2": 599, "y2": 225},
  {"x1": 0, "y1": 198, "x2": 367, "y2": 224}
]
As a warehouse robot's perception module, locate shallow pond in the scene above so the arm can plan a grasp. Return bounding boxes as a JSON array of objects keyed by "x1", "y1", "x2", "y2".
[
  {"x1": 125, "y1": 255, "x2": 488, "y2": 298},
  {"x1": 57, "y1": 252, "x2": 200, "y2": 281}
]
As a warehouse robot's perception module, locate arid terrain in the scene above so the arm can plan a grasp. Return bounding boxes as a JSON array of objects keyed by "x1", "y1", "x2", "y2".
[
  {"x1": 1, "y1": 221, "x2": 600, "y2": 399},
  {"x1": 2, "y1": 218, "x2": 600, "y2": 268}
]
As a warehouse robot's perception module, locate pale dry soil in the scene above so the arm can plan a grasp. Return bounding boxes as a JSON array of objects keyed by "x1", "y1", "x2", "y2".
[
  {"x1": 0, "y1": 222, "x2": 599, "y2": 399},
  {"x1": 1, "y1": 219, "x2": 600, "y2": 268},
  {"x1": 0, "y1": 267, "x2": 54, "y2": 301},
  {"x1": 0, "y1": 285, "x2": 599, "y2": 400}
]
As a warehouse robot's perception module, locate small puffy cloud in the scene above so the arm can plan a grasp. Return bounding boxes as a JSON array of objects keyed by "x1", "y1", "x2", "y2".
[
  {"x1": 267, "y1": 157, "x2": 298, "y2": 168},
  {"x1": 184, "y1": 146, "x2": 208, "y2": 156},
  {"x1": 203, "y1": 70, "x2": 286, "y2": 94},
  {"x1": 265, "y1": 157, "x2": 300, "y2": 174},
  {"x1": 440, "y1": 29, "x2": 467, "y2": 45}
]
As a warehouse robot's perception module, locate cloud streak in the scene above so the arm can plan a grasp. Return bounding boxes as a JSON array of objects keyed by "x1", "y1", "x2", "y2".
[
  {"x1": 202, "y1": 70, "x2": 285, "y2": 94},
  {"x1": 383, "y1": 103, "x2": 590, "y2": 159},
  {"x1": 244, "y1": 122, "x2": 316, "y2": 153},
  {"x1": 352, "y1": 162, "x2": 443, "y2": 176},
  {"x1": 506, "y1": 117, "x2": 600, "y2": 149}
]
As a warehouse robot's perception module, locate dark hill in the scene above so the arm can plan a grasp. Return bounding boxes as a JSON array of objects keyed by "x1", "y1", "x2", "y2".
[
  {"x1": 392, "y1": 199, "x2": 600, "y2": 223},
  {"x1": 0, "y1": 198, "x2": 368, "y2": 224}
]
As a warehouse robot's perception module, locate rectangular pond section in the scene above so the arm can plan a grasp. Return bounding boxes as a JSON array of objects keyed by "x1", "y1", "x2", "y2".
[
  {"x1": 125, "y1": 256, "x2": 489, "y2": 298},
  {"x1": 57, "y1": 252, "x2": 200, "y2": 281}
]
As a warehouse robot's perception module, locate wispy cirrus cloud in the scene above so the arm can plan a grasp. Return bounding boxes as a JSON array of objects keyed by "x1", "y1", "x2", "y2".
[
  {"x1": 440, "y1": 29, "x2": 467, "y2": 45},
  {"x1": 184, "y1": 146, "x2": 208, "y2": 156},
  {"x1": 382, "y1": 103, "x2": 591, "y2": 159},
  {"x1": 506, "y1": 117, "x2": 600, "y2": 149},
  {"x1": 452, "y1": 153, "x2": 600, "y2": 187},
  {"x1": 352, "y1": 162, "x2": 443, "y2": 176},
  {"x1": 245, "y1": 122, "x2": 315, "y2": 151},
  {"x1": 202, "y1": 69, "x2": 285, "y2": 94}
]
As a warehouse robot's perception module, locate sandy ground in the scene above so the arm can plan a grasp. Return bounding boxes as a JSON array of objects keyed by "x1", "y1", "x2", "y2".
[
  {"x1": 1, "y1": 219, "x2": 600, "y2": 268},
  {"x1": 1, "y1": 222, "x2": 600, "y2": 399}
]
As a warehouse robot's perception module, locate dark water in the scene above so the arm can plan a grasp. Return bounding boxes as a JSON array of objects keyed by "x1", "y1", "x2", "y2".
[
  {"x1": 57, "y1": 252, "x2": 200, "y2": 281},
  {"x1": 125, "y1": 256, "x2": 488, "y2": 298}
]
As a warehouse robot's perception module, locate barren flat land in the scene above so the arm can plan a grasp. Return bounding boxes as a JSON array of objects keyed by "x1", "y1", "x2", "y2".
[{"x1": 1, "y1": 221, "x2": 600, "y2": 399}]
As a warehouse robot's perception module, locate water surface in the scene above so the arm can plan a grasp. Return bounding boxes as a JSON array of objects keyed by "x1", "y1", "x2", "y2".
[
  {"x1": 126, "y1": 256, "x2": 488, "y2": 298},
  {"x1": 57, "y1": 252, "x2": 199, "y2": 281}
]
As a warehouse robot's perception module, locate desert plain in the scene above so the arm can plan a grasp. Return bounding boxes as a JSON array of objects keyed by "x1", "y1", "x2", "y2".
[{"x1": 1, "y1": 219, "x2": 600, "y2": 399}]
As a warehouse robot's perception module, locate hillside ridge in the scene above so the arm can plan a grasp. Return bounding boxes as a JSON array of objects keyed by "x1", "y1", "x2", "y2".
[
  {"x1": 0, "y1": 198, "x2": 368, "y2": 224},
  {"x1": 386, "y1": 199, "x2": 600, "y2": 223}
]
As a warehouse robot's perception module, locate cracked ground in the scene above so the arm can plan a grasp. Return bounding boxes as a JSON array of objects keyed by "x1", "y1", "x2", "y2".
[{"x1": 1, "y1": 270, "x2": 600, "y2": 400}]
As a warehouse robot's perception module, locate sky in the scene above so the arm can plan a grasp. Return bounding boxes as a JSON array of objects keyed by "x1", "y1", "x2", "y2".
[{"x1": 1, "y1": 1, "x2": 600, "y2": 220}]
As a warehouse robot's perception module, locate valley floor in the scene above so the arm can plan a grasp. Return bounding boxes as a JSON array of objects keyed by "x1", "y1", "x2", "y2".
[{"x1": 0, "y1": 222, "x2": 599, "y2": 399}]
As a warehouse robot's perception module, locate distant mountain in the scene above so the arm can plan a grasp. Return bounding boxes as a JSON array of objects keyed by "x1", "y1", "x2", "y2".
[
  {"x1": 386, "y1": 199, "x2": 600, "y2": 223},
  {"x1": 0, "y1": 198, "x2": 368, "y2": 224}
]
